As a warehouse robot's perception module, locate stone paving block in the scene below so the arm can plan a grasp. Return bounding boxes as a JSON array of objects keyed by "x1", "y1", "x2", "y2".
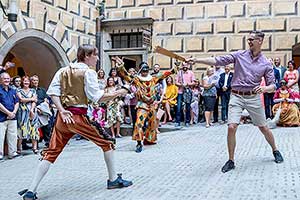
[
  {"x1": 128, "y1": 9, "x2": 145, "y2": 18},
  {"x1": 194, "y1": 21, "x2": 213, "y2": 34},
  {"x1": 215, "y1": 19, "x2": 234, "y2": 34},
  {"x1": 61, "y1": 13, "x2": 74, "y2": 29},
  {"x1": 228, "y1": 2, "x2": 245, "y2": 17},
  {"x1": 109, "y1": 10, "x2": 126, "y2": 19},
  {"x1": 228, "y1": 35, "x2": 245, "y2": 51},
  {"x1": 156, "y1": 0, "x2": 174, "y2": 5},
  {"x1": 137, "y1": 0, "x2": 154, "y2": 6},
  {"x1": 185, "y1": 5, "x2": 204, "y2": 19},
  {"x1": 289, "y1": 17, "x2": 300, "y2": 31},
  {"x1": 274, "y1": 0, "x2": 297, "y2": 16},
  {"x1": 74, "y1": 18, "x2": 86, "y2": 33},
  {"x1": 153, "y1": 21, "x2": 173, "y2": 35},
  {"x1": 274, "y1": 34, "x2": 297, "y2": 51},
  {"x1": 147, "y1": 7, "x2": 163, "y2": 21},
  {"x1": 185, "y1": 36, "x2": 204, "y2": 52},
  {"x1": 207, "y1": 36, "x2": 226, "y2": 52},
  {"x1": 20, "y1": 0, "x2": 29, "y2": 14},
  {"x1": 153, "y1": 54, "x2": 171, "y2": 68},
  {"x1": 165, "y1": 37, "x2": 183, "y2": 52},
  {"x1": 176, "y1": 0, "x2": 193, "y2": 4},
  {"x1": 236, "y1": 19, "x2": 254, "y2": 33},
  {"x1": 81, "y1": 3, "x2": 91, "y2": 19},
  {"x1": 2, "y1": 124, "x2": 300, "y2": 200},
  {"x1": 165, "y1": 6, "x2": 183, "y2": 20},
  {"x1": 247, "y1": 2, "x2": 271, "y2": 17},
  {"x1": 120, "y1": 0, "x2": 135, "y2": 7},
  {"x1": 106, "y1": 0, "x2": 118, "y2": 8},
  {"x1": 47, "y1": 6, "x2": 60, "y2": 24},
  {"x1": 206, "y1": 3, "x2": 226, "y2": 18},
  {"x1": 257, "y1": 18, "x2": 286, "y2": 32},
  {"x1": 69, "y1": 0, "x2": 80, "y2": 15},
  {"x1": 56, "y1": 0, "x2": 68, "y2": 10},
  {"x1": 174, "y1": 21, "x2": 192, "y2": 35}
]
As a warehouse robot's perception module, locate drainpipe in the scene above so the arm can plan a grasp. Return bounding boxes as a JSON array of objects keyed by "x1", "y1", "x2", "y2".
[{"x1": 96, "y1": 1, "x2": 105, "y2": 71}]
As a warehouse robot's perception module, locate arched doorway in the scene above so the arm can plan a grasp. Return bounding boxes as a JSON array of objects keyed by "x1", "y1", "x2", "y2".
[
  {"x1": 0, "y1": 29, "x2": 69, "y2": 88},
  {"x1": 292, "y1": 43, "x2": 300, "y2": 68}
]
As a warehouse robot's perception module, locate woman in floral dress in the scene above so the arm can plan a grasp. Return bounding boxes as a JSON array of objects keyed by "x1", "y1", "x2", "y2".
[
  {"x1": 105, "y1": 77, "x2": 123, "y2": 138},
  {"x1": 16, "y1": 76, "x2": 39, "y2": 154}
]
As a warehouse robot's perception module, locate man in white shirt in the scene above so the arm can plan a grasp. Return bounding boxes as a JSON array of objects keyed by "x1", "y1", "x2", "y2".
[
  {"x1": 19, "y1": 45, "x2": 132, "y2": 200},
  {"x1": 218, "y1": 66, "x2": 233, "y2": 123}
]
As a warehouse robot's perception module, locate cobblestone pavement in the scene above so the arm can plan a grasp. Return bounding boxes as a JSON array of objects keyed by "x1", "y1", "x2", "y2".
[{"x1": 1, "y1": 124, "x2": 300, "y2": 200}]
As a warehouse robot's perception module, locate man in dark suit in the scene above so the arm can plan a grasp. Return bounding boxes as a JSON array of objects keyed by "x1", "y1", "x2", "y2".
[
  {"x1": 274, "y1": 57, "x2": 286, "y2": 80},
  {"x1": 264, "y1": 63, "x2": 280, "y2": 119},
  {"x1": 218, "y1": 65, "x2": 233, "y2": 123}
]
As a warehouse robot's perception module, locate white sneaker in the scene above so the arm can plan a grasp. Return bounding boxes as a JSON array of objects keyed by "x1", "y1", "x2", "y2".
[
  {"x1": 8, "y1": 152, "x2": 20, "y2": 159},
  {"x1": 0, "y1": 155, "x2": 3, "y2": 160}
]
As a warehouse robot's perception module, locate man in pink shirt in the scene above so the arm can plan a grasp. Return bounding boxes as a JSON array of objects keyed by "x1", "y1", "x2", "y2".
[
  {"x1": 187, "y1": 30, "x2": 283, "y2": 173},
  {"x1": 175, "y1": 62, "x2": 195, "y2": 127}
]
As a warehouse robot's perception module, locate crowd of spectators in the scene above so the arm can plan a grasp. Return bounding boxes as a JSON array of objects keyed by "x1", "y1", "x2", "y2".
[{"x1": 1, "y1": 56, "x2": 300, "y2": 160}]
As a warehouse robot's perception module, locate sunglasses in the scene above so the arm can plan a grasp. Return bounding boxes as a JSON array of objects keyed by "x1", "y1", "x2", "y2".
[{"x1": 247, "y1": 38, "x2": 260, "y2": 42}]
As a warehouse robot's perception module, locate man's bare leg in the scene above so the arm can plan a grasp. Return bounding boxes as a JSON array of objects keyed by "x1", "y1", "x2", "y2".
[{"x1": 221, "y1": 123, "x2": 238, "y2": 173}]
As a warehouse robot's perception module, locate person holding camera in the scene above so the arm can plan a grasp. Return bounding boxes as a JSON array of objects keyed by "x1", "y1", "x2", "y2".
[{"x1": 175, "y1": 62, "x2": 195, "y2": 127}]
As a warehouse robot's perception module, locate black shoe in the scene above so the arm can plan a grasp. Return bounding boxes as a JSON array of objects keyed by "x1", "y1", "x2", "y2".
[
  {"x1": 18, "y1": 189, "x2": 38, "y2": 200},
  {"x1": 135, "y1": 144, "x2": 143, "y2": 153},
  {"x1": 273, "y1": 150, "x2": 284, "y2": 163},
  {"x1": 221, "y1": 160, "x2": 235, "y2": 173}
]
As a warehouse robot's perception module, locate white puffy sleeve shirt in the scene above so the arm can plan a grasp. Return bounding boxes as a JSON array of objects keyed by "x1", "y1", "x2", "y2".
[{"x1": 47, "y1": 63, "x2": 104, "y2": 105}]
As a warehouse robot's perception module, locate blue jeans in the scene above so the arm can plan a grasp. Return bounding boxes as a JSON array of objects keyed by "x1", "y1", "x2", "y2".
[{"x1": 176, "y1": 94, "x2": 191, "y2": 124}]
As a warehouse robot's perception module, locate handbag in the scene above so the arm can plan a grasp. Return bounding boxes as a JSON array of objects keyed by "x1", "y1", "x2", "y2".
[
  {"x1": 156, "y1": 108, "x2": 165, "y2": 121},
  {"x1": 183, "y1": 87, "x2": 193, "y2": 104}
]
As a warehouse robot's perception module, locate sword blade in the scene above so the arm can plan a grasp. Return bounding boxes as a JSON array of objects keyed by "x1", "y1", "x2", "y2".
[{"x1": 154, "y1": 46, "x2": 186, "y2": 62}]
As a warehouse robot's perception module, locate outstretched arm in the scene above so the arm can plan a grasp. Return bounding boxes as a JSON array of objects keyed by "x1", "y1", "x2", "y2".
[
  {"x1": 98, "y1": 89, "x2": 127, "y2": 103},
  {"x1": 112, "y1": 57, "x2": 133, "y2": 83},
  {"x1": 186, "y1": 57, "x2": 217, "y2": 66}
]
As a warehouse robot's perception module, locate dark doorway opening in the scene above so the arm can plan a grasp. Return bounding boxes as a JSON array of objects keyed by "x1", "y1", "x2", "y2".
[
  {"x1": 292, "y1": 43, "x2": 300, "y2": 68},
  {"x1": 123, "y1": 57, "x2": 137, "y2": 71}
]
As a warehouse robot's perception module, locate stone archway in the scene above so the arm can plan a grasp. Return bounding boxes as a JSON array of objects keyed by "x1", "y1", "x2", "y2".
[
  {"x1": 0, "y1": 29, "x2": 69, "y2": 88},
  {"x1": 292, "y1": 43, "x2": 300, "y2": 68}
]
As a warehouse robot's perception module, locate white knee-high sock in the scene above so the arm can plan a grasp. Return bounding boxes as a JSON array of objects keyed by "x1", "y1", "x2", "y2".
[
  {"x1": 104, "y1": 150, "x2": 117, "y2": 181},
  {"x1": 29, "y1": 160, "x2": 51, "y2": 192}
]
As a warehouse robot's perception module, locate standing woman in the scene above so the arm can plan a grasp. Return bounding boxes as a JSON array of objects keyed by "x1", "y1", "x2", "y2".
[
  {"x1": 202, "y1": 68, "x2": 217, "y2": 128},
  {"x1": 162, "y1": 76, "x2": 178, "y2": 124},
  {"x1": 105, "y1": 77, "x2": 123, "y2": 138},
  {"x1": 16, "y1": 76, "x2": 39, "y2": 154},
  {"x1": 11, "y1": 76, "x2": 22, "y2": 91},
  {"x1": 284, "y1": 60, "x2": 299, "y2": 93},
  {"x1": 190, "y1": 79, "x2": 201, "y2": 124},
  {"x1": 109, "y1": 68, "x2": 123, "y2": 87},
  {"x1": 97, "y1": 69, "x2": 106, "y2": 90}
]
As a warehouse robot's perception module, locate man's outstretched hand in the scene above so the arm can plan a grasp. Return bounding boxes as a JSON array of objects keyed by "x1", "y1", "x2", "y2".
[{"x1": 185, "y1": 57, "x2": 196, "y2": 65}]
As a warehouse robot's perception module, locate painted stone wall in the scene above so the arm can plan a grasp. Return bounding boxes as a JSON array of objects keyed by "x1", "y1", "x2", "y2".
[
  {"x1": 106, "y1": 0, "x2": 300, "y2": 76},
  {"x1": 0, "y1": 0, "x2": 100, "y2": 62}
]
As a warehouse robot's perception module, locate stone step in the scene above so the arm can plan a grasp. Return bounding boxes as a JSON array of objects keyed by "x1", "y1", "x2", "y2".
[{"x1": 119, "y1": 123, "x2": 182, "y2": 136}]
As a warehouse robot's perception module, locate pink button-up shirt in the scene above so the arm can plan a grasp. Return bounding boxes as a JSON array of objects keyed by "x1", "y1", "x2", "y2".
[{"x1": 175, "y1": 70, "x2": 196, "y2": 94}]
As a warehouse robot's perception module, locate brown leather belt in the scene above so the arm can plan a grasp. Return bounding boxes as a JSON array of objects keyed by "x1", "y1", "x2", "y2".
[{"x1": 231, "y1": 89, "x2": 257, "y2": 96}]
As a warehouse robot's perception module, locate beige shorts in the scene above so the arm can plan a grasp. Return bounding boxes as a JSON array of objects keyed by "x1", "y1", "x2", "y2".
[{"x1": 228, "y1": 94, "x2": 267, "y2": 126}]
